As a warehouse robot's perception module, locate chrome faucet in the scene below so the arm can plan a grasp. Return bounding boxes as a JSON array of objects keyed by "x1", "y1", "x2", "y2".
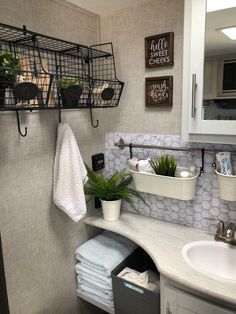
[
  {"x1": 214, "y1": 220, "x2": 236, "y2": 246},
  {"x1": 214, "y1": 220, "x2": 225, "y2": 241}
]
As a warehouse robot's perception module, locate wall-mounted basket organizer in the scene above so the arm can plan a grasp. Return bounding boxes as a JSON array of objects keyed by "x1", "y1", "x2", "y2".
[
  {"x1": 130, "y1": 169, "x2": 198, "y2": 200},
  {"x1": 0, "y1": 23, "x2": 124, "y2": 135},
  {"x1": 215, "y1": 171, "x2": 236, "y2": 201},
  {"x1": 115, "y1": 138, "x2": 236, "y2": 201}
]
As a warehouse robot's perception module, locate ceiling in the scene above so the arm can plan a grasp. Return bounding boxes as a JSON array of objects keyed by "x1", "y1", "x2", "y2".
[
  {"x1": 66, "y1": 0, "x2": 151, "y2": 16},
  {"x1": 66, "y1": 0, "x2": 236, "y2": 57},
  {"x1": 206, "y1": 7, "x2": 236, "y2": 56}
]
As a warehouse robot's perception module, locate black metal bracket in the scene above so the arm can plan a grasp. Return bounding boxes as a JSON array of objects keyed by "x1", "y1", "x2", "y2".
[
  {"x1": 90, "y1": 109, "x2": 99, "y2": 128},
  {"x1": 199, "y1": 148, "x2": 205, "y2": 176},
  {"x1": 16, "y1": 110, "x2": 27, "y2": 137},
  {"x1": 129, "y1": 143, "x2": 133, "y2": 159}
]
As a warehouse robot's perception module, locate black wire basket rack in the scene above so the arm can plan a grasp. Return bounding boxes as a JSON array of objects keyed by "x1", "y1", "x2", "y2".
[{"x1": 0, "y1": 23, "x2": 124, "y2": 111}]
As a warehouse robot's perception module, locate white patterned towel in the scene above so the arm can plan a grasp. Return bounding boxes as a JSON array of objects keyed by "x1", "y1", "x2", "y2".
[{"x1": 53, "y1": 123, "x2": 88, "y2": 222}]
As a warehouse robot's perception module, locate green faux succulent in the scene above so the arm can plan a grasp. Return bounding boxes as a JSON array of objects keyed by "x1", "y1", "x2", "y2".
[
  {"x1": 84, "y1": 164, "x2": 148, "y2": 211},
  {"x1": 57, "y1": 77, "x2": 83, "y2": 89},
  {"x1": 149, "y1": 155, "x2": 177, "y2": 177},
  {"x1": 0, "y1": 46, "x2": 20, "y2": 87}
]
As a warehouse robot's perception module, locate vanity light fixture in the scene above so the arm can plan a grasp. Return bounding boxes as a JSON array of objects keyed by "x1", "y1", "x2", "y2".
[
  {"x1": 216, "y1": 26, "x2": 236, "y2": 40},
  {"x1": 207, "y1": 0, "x2": 236, "y2": 12}
]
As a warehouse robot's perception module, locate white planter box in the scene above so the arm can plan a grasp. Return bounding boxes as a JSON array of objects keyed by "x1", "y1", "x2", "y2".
[
  {"x1": 130, "y1": 170, "x2": 198, "y2": 200},
  {"x1": 215, "y1": 170, "x2": 236, "y2": 201}
]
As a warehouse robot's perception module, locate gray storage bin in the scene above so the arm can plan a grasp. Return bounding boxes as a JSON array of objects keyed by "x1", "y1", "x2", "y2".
[{"x1": 112, "y1": 247, "x2": 160, "y2": 314}]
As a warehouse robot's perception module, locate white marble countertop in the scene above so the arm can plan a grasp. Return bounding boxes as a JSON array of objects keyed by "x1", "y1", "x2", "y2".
[{"x1": 85, "y1": 212, "x2": 236, "y2": 306}]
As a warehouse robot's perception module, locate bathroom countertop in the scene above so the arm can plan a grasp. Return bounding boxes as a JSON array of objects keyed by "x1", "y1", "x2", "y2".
[{"x1": 85, "y1": 212, "x2": 236, "y2": 306}]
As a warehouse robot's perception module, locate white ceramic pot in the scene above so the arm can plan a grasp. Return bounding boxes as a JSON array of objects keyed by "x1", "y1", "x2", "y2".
[{"x1": 101, "y1": 199, "x2": 121, "y2": 222}]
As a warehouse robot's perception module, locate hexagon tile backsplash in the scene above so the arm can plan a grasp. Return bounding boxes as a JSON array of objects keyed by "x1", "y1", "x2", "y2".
[{"x1": 105, "y1": 132, "x2": 236, "y2": 232}]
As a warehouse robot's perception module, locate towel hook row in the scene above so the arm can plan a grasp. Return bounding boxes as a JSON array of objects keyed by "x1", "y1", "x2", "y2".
[
  {"x1": 58, "y1": 108, "x2": 99, "y2": 128},
  {"x1": 16, "y1": 107, "x2": 99, "y2": 137}
]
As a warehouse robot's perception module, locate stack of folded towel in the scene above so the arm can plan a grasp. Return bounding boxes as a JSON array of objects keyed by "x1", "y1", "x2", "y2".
[{"x1": 75, "y1": 231, "x2": 137, "y2": 308}]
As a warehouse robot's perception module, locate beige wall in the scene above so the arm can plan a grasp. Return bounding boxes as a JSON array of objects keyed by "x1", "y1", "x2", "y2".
[
  {"x1": 101, "y1": 0, "x2": 184, "y2": 135},
  {"x1": 0, "y1": 0, "x2": 104, "y2": 313}
]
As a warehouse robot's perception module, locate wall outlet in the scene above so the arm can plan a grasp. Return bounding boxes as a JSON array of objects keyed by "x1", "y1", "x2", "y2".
[
  {"x1": 91, "y1": 153, "x2": 104, "y2": 209},
  {"x1": 92, "y1": 153, "x2": 105, "y2": 171}
]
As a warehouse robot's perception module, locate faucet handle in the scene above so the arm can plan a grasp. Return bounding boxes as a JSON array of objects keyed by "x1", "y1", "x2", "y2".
[
  {"x1": 216, "y1": 220, "x2": 225, "y2": 236},
  {"x1": 224, "y1": 222, "x2": 236, "y2": 244},
  {"x1": 214, "y1": 220, "x2": 225, "y2": 241}
]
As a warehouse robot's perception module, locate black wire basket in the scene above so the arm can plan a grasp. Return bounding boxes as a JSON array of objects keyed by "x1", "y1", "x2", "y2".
[{"x1": 0, "y1": 23, "x2": 124, "y2": 111}]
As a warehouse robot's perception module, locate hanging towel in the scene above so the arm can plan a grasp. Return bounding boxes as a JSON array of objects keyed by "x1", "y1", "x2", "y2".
[{"x1": 53, "y1": 123, "x2": 88, "y2": 222}]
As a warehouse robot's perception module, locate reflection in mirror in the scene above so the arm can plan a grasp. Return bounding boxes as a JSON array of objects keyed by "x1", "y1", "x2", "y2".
[{"x1": 203, "y1": 1, "x2": 236, "y2": 121}]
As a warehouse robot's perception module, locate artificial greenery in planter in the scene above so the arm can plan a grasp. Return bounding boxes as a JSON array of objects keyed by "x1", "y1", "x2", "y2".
[
  {"x1": 149, "y1": 155, "x2": 177, "y2": 177},
  {"x1": 131, "y1": 155, "x2": 198, "y2": 200},
  {"x1": 0, "y1": 46, "x2": 20, "y2": 107},
  {"x1": 84, "y1": 165, "x2": 147, "y2": 221},
  {"x1": 57, "y1": 77, "x2": 83, "y2": 106}
]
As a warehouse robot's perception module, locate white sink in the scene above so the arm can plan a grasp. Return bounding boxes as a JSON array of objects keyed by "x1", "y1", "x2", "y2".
[{"x1": 182, "y1": 241, "x2": 236, "y2": 281}]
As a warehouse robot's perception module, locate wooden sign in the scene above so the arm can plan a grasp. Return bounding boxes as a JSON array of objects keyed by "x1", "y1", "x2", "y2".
[
  {"x1": 145, "y1": 32, "x2": 174, "y2": 68},
  {"x1": 145, "y1": 76, "x2": 173, "y2": 107}
]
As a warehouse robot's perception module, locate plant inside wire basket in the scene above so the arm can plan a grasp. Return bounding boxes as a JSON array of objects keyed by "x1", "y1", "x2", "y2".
[
  {"x1": 57, "y1": 77, "x2": 83, "y2": 107},
  {"x1": 0, "y1": 46, "x2": 20, "y2": 107}
]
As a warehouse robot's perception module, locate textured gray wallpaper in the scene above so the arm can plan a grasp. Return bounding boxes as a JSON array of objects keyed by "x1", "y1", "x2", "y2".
[
  {"x1": 105, "y1": 132, "x2": 236, "y2": 233},
  {"x1": 0, "y1": 1, "x2": 103, "y2": 313},
  {"x1": 101, "y1": 0, "x2": 184, "y2": 135}
]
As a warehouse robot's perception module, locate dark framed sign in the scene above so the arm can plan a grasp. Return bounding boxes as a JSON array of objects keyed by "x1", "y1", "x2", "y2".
[
  {"x1": 145, "y1": 32, "x2": 174, "y2": 68},
  {"x1": 145, "y1": 76, "x2": 173, "y2": 107}
]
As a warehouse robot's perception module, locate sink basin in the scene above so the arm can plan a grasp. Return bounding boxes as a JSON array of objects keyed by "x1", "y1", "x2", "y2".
[{"x1": 182, "y1": 241, "x2": 236, "y2": 280}]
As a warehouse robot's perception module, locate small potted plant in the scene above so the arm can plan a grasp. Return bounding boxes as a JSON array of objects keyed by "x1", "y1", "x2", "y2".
[
  {"x1": 57, "y1": 77, "x2": 83, "y2": 106},
  {"x1": 149, "y1": 155, "x2": 177, "y2": 176},
  {"x1": 84, "y1": 165, "x2": 147, "y2": 221},
  {"x1": 0, "y1": 46, "x2": 20, "y2": 107}
]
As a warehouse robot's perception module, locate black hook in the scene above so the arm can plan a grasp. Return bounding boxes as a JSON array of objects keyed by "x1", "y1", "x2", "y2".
[
  {"x1": 16, "y1": 110, "x2": 27, "y2": 137},
  {"x1": 59, "y1": 108, "x2": 61, "y2": 123},
  {"x1": 199, "y1": 148, "x2": 205, "y2": 176},
  {"x1": 22, "y1": 25, "x2": 27, "y2": 35},
  {"x1": 90, "y1": 109, "x2": 99, "y2": 128},
  {"x1": 129, "y1": 143, "x2": 133, "y2": 159}
]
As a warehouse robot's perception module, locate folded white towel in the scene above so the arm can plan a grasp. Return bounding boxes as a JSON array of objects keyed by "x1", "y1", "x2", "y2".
[
  {"x1": 75, "y1": 231, "x2": 137, "y2": 276},
  {"x1": 78, "y1": 281, "x2": 113, "y2": 301},
  {"x1": 78, "y1": 260, "x2": 108, "y2": 277},
  {"x1": 53, "y1": 123, "x2": 88, "y2": 222},
  {"x1": 75, "y1": 263, "x2": 113, "y2": 289},
  {"x1": 137, "y1": 159, "x2": 154, "y2": 174},
  {"x1": 77, "y1": 289, "x2": 114, "y2": 308},
  {"x1": 77, "y1": 274, "x2": 112, "y2": 291}
]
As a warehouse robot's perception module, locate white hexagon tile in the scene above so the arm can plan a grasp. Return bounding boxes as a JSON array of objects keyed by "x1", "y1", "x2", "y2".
[{"x1": 105, "y1": 132, "x2": 236, "y2": 232}]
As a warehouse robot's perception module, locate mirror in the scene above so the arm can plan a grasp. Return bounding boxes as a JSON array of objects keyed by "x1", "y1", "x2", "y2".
[{"x1": 203, "y1": 1, "x2": 236, "y2": 120}]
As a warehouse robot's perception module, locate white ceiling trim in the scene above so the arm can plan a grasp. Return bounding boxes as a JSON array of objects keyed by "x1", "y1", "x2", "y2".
[{"x1": 65, "y1": 0, "x2": 152, "y2": 16}]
